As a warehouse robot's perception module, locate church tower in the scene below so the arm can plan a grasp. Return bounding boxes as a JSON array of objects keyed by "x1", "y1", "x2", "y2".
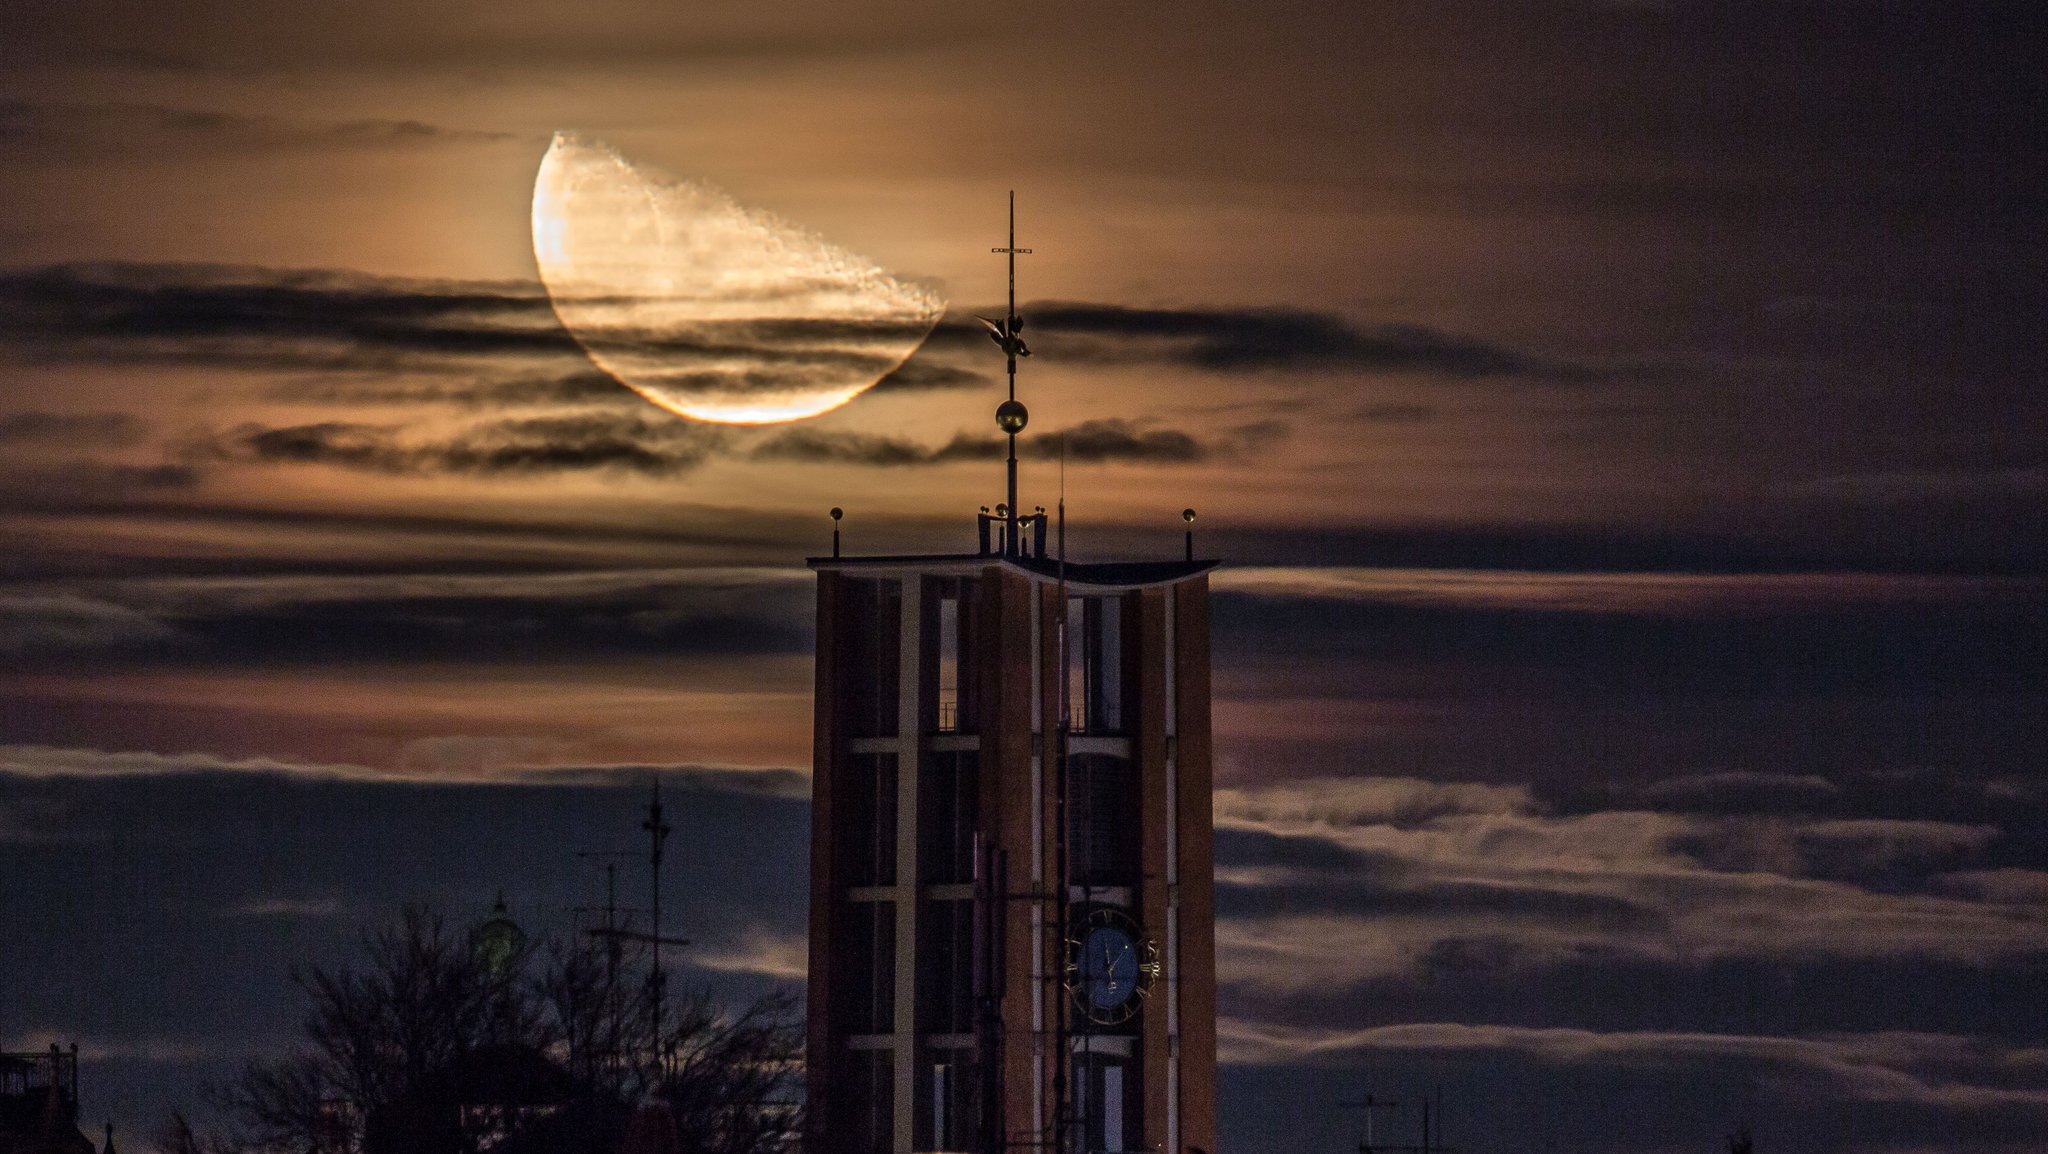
[{"x1": 804, "y1": 198, "x2": 1217, "y2": 1154}]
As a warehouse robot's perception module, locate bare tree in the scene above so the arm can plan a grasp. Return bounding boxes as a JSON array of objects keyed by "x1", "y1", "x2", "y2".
[{"x1": 167, "y1": 907, "x2": 800, "y2": 1154}]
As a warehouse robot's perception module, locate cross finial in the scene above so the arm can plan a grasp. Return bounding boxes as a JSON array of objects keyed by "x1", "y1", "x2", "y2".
[
  {"x1": 982, "y1": 190, "x2": 1034, "y2": 393},
  {"x1": 980, "y1": 191, "x2": 1036, "y2": 555}
]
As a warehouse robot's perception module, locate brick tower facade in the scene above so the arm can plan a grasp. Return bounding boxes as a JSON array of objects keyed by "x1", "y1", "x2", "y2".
[{"x1": 805, "y1": 535, "x2": 1217, "y2": 1154}]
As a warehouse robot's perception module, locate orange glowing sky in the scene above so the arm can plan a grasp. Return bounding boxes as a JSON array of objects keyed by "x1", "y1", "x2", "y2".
[{"x1": 2, "y1": 3, "x2": 2044, "y2": 1151}]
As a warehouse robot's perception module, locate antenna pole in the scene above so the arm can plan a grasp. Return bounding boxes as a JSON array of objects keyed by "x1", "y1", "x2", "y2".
[
  {"x1": 1052, "y1": 470, "x2": 1071, "y2": 1154},
  {"x1": 1006, "y1": 192, "x2": 1019, "y2": 553},
  {"x1": 642, "y1": 780, "x2": 672, "y2": 1076}
]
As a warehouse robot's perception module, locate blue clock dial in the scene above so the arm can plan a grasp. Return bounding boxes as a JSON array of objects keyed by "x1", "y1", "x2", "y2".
[
  {"x1": 1081, "y1": 925, "x2": 1139, "y2": 1008},
  {"x1": 1066, "y1": 908, "x2": 1157, "y2": 1025}
]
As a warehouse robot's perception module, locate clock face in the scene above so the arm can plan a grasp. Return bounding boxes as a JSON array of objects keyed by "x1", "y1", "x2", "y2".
[
  {"x1": 1065, "y1": 908, "x2": 1159, "y2": 1024},
  {"x1": 1080, "y1": 925, "x2": 1140, "y2": 1009}
]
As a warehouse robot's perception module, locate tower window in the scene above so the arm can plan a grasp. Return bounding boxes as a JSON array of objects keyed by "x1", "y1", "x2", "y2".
[
  {"x1": 1065, "y1": 595, "x2": 1124, "y2": 734},
  {"x1": 840, "y1": 578, "x2": 901, "y2": 738},
  {"x1": 834, "y1": 900, "x2": 895, "y2": 1035},
  {"x1": 1067, "y1": 753, "x2": 1138, "y2": 887},
  {"x1": 842, "y1": 1047, "x2": 894, "y2": 1154},
  {"x1": 938, "y1": 592, "x2": 960, "y2": 731},
  {"x1": 917, "y1": 1051, "x2": 979, "y2": 1153},
  {"x1": 1072, "y1": 1050, "x2": 1141, "y2": 1154},
  {"x1": 919, "y1": 751, "x2": 979, "y2": 885},
  {"x1": 925, "y1": 577, "x2": 979, "y2": 733},
  {"x1": 838, "y1": 753, "x2": 897, "y2": 887},
  {"x1": 916, "y1": 898, "x2": 976, "y2": 1036}
]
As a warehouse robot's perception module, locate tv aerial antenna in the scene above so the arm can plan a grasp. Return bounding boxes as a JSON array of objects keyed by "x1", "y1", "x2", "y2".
[{"x1": 582, "y1": 782, "x2": 692, "y2": 1077}]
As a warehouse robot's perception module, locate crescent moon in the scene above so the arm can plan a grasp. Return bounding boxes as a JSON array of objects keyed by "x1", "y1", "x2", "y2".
[{"x1": 531, "y1": 133, "x2": 945, "y2": 424}]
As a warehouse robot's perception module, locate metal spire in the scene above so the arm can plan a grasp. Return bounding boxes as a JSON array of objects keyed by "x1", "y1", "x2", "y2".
[{"x1": 983, "y1": 191, "x2": 1032, "y2": 555}]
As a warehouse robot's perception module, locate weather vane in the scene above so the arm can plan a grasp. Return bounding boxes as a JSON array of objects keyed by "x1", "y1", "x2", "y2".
[{"x1": 979, "y1": 191, "x2": 1033, "y2": 555}]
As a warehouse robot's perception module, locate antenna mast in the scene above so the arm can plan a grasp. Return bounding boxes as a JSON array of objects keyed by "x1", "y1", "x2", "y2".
[
  {"x1": 1053, "y1": 444, "x2": 1072, "y2": 1154},
  {"x1": 642, "y1": 781, "x2": 672, "y2": 1072}
]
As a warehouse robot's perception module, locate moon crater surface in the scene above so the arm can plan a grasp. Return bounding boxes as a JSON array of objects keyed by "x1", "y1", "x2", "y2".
[{"x1": 532, "y1": 133, "x2": 945, "y2": 424}]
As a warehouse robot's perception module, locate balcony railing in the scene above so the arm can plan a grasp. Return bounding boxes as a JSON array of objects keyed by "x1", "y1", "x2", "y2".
[{"x1": 1065, "y1": 700, "x2": 1123, "y2": 735}]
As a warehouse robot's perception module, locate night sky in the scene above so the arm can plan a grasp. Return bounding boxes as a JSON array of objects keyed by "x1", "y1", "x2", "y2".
[{"x1": 3, "y1": 3, "x2": 2045, "y2": 1152}]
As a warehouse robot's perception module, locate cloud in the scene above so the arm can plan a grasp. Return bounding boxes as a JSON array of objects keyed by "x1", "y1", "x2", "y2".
[
  {"x1": 0, "y1": 100, "x2": 514, "y2": 156},
  {"x1": 1210, "y1": 775, "x2": 2048, "y2": 997},
  {"x1": 1355, "y1": 402, "x2": 1438, "y2": 423},
  {"x1": 1633, "y1": 770, "x2": 1845, "y2": 814},
  {"x1": 0, "y1": 264, "x2": 1609, "y2": 401},
  {"x1": 1216, "y1": 775, "x2": 1534, "y2": 827},
  {"x1": 1794, "y1": 819, "x2": 2001, "y2": 873},
  {"x1": 1213, "y1": 567, "x2": 2031, "y2": 616},
  {"x1": 258, "y1": 370, "x2": 640, "y2": 410},
  {"x1": 0, "y1": 492, "x2": 826, "y2": 580},
  {"x1": 1006, "y1": 301, "x2": 1596, "y2": 380},
  {"x1": 220, "y1": 896, "x2": 343, "y2": 919},
  {"x1": 0, "y1": 262, "x2": 576, "y2": 376},
  {"x1": 1792, "y1": 466, "x2": 2048, "y2": 506},
  {"x1": 869, "y1": 360, "x2": 993, "y2": 392},
  {"x1": 1937, "y1": 869, "x2": 2048, "y2": 904},
  {"x1": 3, "y1": 567, "x2": 815, "y2": 666},
  {"x1": 749, "y1": 417, "x2": 1287, "y2": 467},
  {"x1": 1216, "y1": 1021, "x2": 2048, "y2": 1112},
  {"x1": 0, "y1": 593, "x2": 182, "y2": 654},
  {"x1": 202, "y1": 414, "x2": 726, "y2": 478},
  {"x1": 0, "y1": 744, "x2": 809, "y2": 790},
  {"x1": 692, "y1": 925, "x2": 809, "y2": 981},
  {"x1": 0, "y1": 462, "x2": 200, "y2": 497},
  {"x1": 0, "y1": 411, "x2": 149, "y2": 445}
]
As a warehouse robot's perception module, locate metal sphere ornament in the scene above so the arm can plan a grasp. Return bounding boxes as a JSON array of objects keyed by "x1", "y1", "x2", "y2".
[{"x1": 995, "y1": 399, "x2": 1029, "y2": 434}]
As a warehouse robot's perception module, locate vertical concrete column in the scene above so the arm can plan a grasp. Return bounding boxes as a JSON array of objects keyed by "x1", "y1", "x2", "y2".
[
  {"x1": 993, "y1": 569, "x2": 1038, "y2": 1152},
  {"x1": 894, "y1": 578, "x2": 923, "y2": 1154},
  {"x1": 1136, "y1": 588, "x2": 1172, "y2": 1154},
  {"x1": 806, "y1": 574, "x2": 842, "y2": 1153},
  {"x1": 1164, "y1": 582, "x2": 1181, "y2": 1154},
  {"x1": 1173, "y1": 577, "x2": 1217, "y2": 1154}
]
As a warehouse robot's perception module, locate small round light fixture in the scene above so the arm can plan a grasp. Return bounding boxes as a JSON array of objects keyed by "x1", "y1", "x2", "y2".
[{"x1": 995, "y1": 399, "x2": 1029, "y2": 434}]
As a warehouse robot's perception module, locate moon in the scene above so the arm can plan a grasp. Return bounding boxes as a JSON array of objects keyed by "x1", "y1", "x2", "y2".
[{"x1": 532, "y1": 133, "x2": 945, "y2": 424}]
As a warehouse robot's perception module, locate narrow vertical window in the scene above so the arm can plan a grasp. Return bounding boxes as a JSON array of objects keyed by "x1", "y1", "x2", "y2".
[
  {"x1": 1095, "y1": 595, "x2": 1122, "y2": 732},
  {"x1": 835, "y1": 901, "x2": 895, "y2": 1035},
  {"x1": 937, "y1": 593, "x2": 960, "y2": 732},
  {"x1": 1065, "y1": 595, "x2": 1125, "y2": 733},
  {"x1": 919, "y1": 751, "x2": 978, "y2": 885},
  {"x1": 1066, "y1": 596, "x2": 1086, "y2": 732},
  {"x1": 916, "y1": 898, "x2": 976, "y2": 1033},
  {"x1": 847, "y1": 1048, "x2": 894, "y2": 1154},
  {"x1": 839, "y1": 753, "x2": 897, "y2": 887},
  {"x1": 1067, "y1": 754, "x2": 1137, "y2": 885},
  {"x1": 842, "y1": 578, "x2": 900, "y2": 738},
  {"x1": 1104, "y1": 1065, "x2": 1124, "y2": 1154}
]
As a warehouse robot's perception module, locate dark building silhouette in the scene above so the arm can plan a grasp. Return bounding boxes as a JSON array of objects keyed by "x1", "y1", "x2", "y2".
[{"x1": 0, "y1": 1044, "x2": 106, "y2": 1154}]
